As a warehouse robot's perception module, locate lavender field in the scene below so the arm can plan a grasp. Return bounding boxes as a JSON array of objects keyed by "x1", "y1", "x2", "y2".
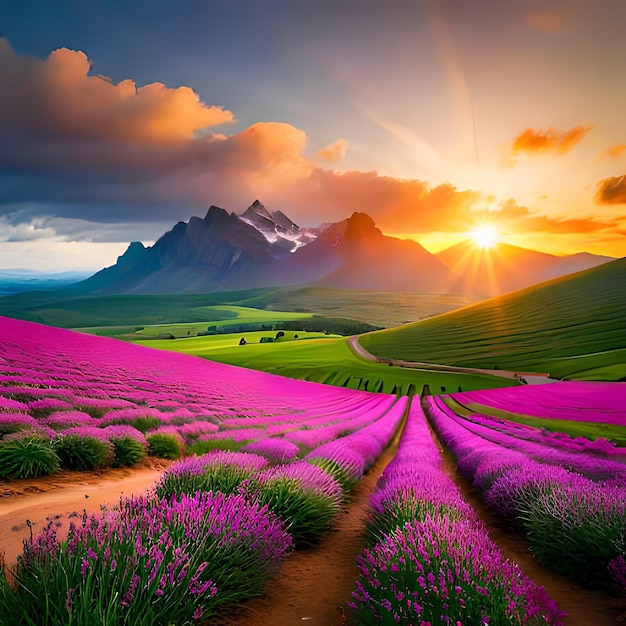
[{"x1": 0, "y1": 316, "x2": 624, "y2": 624}]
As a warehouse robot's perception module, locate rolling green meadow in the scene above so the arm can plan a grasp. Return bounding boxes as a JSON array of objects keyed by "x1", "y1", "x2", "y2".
[
  {"x1": 132, "y1": 333, "x2": 514, "y2": 395},
  {"x1": 361, "y1": 258, "x2": 626, "y2": 381}
]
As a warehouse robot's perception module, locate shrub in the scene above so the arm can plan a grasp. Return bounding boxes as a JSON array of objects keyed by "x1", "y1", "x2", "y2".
[
  {"x1": 350, "y1": 515, "x2": 565, "y2": 625},
  {"x1": 307, "y1": 456, "x2": 360, "y2": 492},
  {"x1": 111, "y1": 436, "x2": 148, "y2": 467},
  {"x1": 0, "y1": 414, "x2": 39, "y2": 437},
  {"x1": 254, "y1": 462, "x2": 343, "y2": 546},
  {"x1": 186, "y1": 438, "x2": 243, "y2": 455},
  {"x1": 0, "y1": 436, "x2": 60, "y2": 478},
  {"x1": 131, "y1": 417, "x2": 162, "y2": 433},
  {"x1": 0, "y1": 491, "x2": 293, "y2": 624},
  {"x1": 54, "y1": 434, "x2": 114, "y2": 471},
  {"x1": 147, "y1": 433, "x2": 184, "y2": 459},
  {"x1": 240, "y1": 439, "x2": 300, "y2": 464},
  {"x1": 155, "y1": 452, "x2": 267, "y2": 499}
]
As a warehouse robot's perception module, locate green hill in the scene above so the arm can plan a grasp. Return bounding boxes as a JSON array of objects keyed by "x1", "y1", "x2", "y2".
[{"x1": 359, "y1": 258, "x2": 626, "y2": 381}]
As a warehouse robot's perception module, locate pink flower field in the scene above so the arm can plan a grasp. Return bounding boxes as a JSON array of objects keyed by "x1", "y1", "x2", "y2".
[
  {"x1": 1, "y1": 315, "x2": 625, "y2": 624},
  {"x1": 451, "y1": 382, "x2": 626, "y2": 426},
  {"x1": 0, "y1": 316, "x2": 399, "y2": 463}
]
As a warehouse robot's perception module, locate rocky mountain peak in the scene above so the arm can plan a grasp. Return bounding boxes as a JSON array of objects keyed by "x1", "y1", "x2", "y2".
[{"x1": 116, "y1": 241, "x2": 147, "y2": 266}]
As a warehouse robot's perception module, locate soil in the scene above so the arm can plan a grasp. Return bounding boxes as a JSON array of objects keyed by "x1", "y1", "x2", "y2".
[
  {"x1": 0, "y1": 458, "x2": 169, "y2": 566},
  {"x1": 1, "y1": 449, "x2": 624, "y2": 625}
]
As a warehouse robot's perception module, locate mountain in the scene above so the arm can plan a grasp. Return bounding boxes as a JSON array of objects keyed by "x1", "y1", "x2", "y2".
[
  {"x1": 71, "y1": 203, "x2": 449, "y2": 294},
  {"x1": 311, "y1": 212, "x2": 449, "y2": 291},
  {"x1": 436, "y1": 240, "x2": 614, "y2": 296},
  {"x1": 226, "y1": 211, "x2": 449, "y2": 291},
  {"x1": 0, "y1": 269, "x2": 92, "y2": 296},
  {"x1": 76, "y1": 205, "x2": 282, "y2": 294},
  {"x1": 239, "y1": 199, "x2": 317, "y2": 252},
  {"x1": 359, "y1": 257, "x2": 626, "y2": 380}
]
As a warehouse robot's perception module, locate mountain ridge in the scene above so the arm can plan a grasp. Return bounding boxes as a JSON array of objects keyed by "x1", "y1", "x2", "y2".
[{"x1": 68, "y1": 201, "x2": 615, "y2": 296}]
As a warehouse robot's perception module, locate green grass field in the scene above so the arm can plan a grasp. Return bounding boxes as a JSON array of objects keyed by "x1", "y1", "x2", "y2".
[
  {"x1": 0, "y1": 287, "x2": 475, "y2": 330},
  {"x1": 237, "y1": 287, "x2": 481, "y2": 328},
  {"x1": 136, "y1": 333, "x2": 515, "y2": 396},
  {"x1": 359, "y1": 259, "x2": 626, "y2": 381},
  {"x1": 122, "y1": 306, "x2": 312, "y2": 339}
]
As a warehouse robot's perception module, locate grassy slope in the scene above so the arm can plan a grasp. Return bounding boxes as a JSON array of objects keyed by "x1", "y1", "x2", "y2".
[
  {"x1": 238, "y1": 287, "x2": 481, "y2": 328},
  {"x1": 0, "y1": 287, "x2": 474, "y2": 329},
  {"x1": 140, "y1": 334, "x2": 515, "y2": 396},
  {"x1": 133, "y1": 330, "x2": 336, "y2": 352},
  {"x1": 360, "y1": 258, "x2": 626, "y2": 380},
  {"x1": 0, "y1": 291, "x2": 270, "y2": 327}
]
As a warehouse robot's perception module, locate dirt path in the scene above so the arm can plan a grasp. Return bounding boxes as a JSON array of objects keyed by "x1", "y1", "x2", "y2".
[
  {"x1": 218, "y1": 443, "x2": 400, "y2": 626},
  {"x1": 347, "y1": 336, "x2": 556, "y2": 383},
  {"x1": 0, "y1": 462, "x2": 167, "y2": 566}
]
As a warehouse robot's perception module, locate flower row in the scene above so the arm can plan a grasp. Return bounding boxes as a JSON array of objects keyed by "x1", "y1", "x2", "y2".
[
  {"x1": 349, "y1": 400, "x2": 565, "y2": 625},
  {"x1": 423, "y1": 395, "x2": 626, "y2": 591}
]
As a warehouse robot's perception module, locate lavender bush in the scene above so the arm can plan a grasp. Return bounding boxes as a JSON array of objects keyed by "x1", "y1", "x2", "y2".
[
  {"x1": 254, "y1": 461, "x2": 344, "y2": 546},
  {"x1": 424, "y1": 395, "x2": 626, "y2": 589},
  {"x1": 155, "y1": 451, "x2": 268, "y2": 498},
  {"x1": 351, "y1": 515, "x2": 564, "y2": 625},
  {"x1": 0, "y1": 491, "x2": 293, "y2": 625},
  {"x1": 240, "y1": 437, "x2": 300, "y2": 463}
]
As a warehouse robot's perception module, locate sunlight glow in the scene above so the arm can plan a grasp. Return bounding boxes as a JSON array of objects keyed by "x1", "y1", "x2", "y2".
[{"x1": 469, "y1": 225, "x2": 499, "y2": 249}]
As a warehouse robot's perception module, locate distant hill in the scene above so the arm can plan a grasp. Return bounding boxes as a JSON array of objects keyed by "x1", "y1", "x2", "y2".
[
  {"x1": 359, "y1": 258, "x2": 626, "y2": 381},
  {"x1": 0, "y1": 269, "x2": 91, "y2": 296},
  {"x1": 436, "y1": 240, "x2": 613, "y2": 296}
]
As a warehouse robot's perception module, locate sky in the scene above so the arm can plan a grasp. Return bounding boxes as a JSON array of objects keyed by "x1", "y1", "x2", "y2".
[{"x1": 1, "y1": 0, "x2": 626, "y2": 271}]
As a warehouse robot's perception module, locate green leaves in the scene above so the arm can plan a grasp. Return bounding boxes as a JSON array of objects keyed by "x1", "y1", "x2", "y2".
[{"x1": 0, "y1": 436, "x2": 60, "y2": 478}]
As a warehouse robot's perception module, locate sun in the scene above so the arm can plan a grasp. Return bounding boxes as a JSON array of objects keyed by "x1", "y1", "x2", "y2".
[{"x1": 468, "y1": 225, "x2": 499, "y2": 249}]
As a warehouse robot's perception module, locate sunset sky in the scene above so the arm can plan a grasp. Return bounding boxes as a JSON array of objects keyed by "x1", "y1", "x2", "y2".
[{"x1": 1, "y1": 0, "x2": 626, "y2": 271}]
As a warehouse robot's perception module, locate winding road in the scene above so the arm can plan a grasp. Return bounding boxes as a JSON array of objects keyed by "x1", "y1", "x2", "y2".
[{"x1": 346, "y1": 336, "x2": 557, "y2": 385}]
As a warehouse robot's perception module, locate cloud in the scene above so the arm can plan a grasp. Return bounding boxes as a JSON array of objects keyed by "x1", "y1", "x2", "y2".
[
  {"x1": 0, "y1": 39, "x2": 234, "y2": 142},
  {"x1": 595, "y1": 175, "x2": 626, "y2": 204},
  {"x1": 494, "y1": 198, "x2": 620, "y2": 233},
  {"x1": 276, "y1": 170, "x2": 477, "y2": 233},
  {"x1": 525, "y1": 11, "x2": 564, "y2": 33},
  {"x1": 0, "y1": 217, "x2": 58, "y2": 242},
  {"x1": 315, "y1": 139, "x2": 347, "y2": 163},
  {"x1": 509, "y1": 125, "x2": 593, "y2": 157},
  {"x1": 600, "y1": 144, "x2": 626, "y2": 159}
]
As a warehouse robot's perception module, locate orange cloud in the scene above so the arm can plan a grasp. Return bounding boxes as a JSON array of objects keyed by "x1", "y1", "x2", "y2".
[
  {"x1": 315, "y1": 139, "x2": 347, "y2": 163},
  {"x1": 0, "y1": 38, "x2": 234, "y2": 143},
  {"x1": 595, "y1": 175, "x2": 626, "y2": 204},
  {"x1": 510, "y1": 125, "x2": 593, "y2": 156},
  {"x1": 600, "y1": 144, "x2": 626, "y2": 159},
  {"x1": 525, "y1": 11, "x2": 564, "y2": 33},
  {"x1": 494, "y1": 199, "x2": 618, "y2": 234}
]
